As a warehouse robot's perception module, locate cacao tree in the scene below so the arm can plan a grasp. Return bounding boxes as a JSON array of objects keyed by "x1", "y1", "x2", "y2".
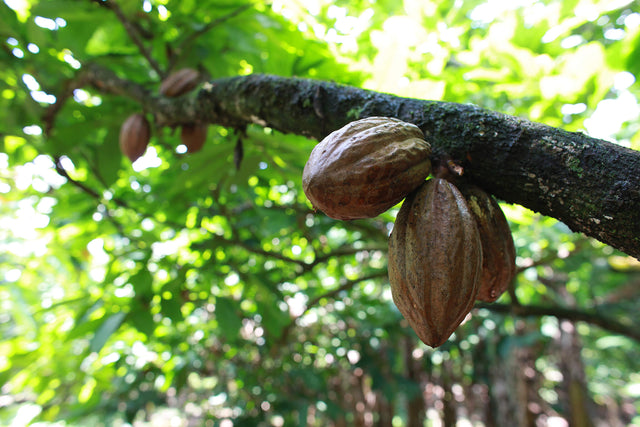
[{"x1": 1, "y1": 0, "x2": 639, "y2": 425}]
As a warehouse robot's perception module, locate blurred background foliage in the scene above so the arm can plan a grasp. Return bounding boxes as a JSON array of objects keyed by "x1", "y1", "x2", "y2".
[{"x1": 1, "y1": 0, "x2": 639, "y2": 426}]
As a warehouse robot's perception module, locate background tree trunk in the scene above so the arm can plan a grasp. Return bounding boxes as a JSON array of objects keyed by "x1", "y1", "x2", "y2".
[
  {"x1": 441, "y1": 360, "x2": 458, "y2": 427},
  {"x1": 404, "y1": 338, "x2": 426, "y2": 427},
  {"x1": 489, "y1": 324, "x2": 546, "y2": 427}
]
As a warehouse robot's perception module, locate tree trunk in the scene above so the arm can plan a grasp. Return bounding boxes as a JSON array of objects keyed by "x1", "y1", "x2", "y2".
[
  {"x1": 72, "y1": 66, "x2": 640, "y2": 258},
  {"x1": 441, "y1": 360, "x2": 458, "y2": 427},
  {"x1": 489, "y1": 324, "x2": 544, "y2": 427},
  {"x1": 555, "y1": 283, "x2": 597, "y2": 427},
  {"x1": 404, "y1": 338, "x2": 425, "y2": 427},
  {"x1": 374, "y1": 391, "x2": 394, "y2": 427}
]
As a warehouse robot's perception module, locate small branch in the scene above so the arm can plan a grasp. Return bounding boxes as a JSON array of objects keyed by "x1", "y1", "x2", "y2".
[
  {"x1": 53, "y1": 156, "x2": 184, "y2": 231},
  {"x1": 180, "y1": 3, "x2": 252, "y2": 48},
  {"x1": 477, "y1": 302, "x2": 640, "y2": 343},
  {"x1": 54, "y1": 156, "x2": 101, "y2": 199},
  {"x1": 303, "y1": 271, "x2": 389, "y2": 314},
  {"x1": 93, "y1": 0, "x2": 164, "y2": 77},
  {"x1": 515, "y1": 240, "x2": 587, "y2": 275},
  {"x1": 275, "y1": 271, "x2": 388, "y2": 350},
  {"x1": 172, "y1": 4, "x2": 253, "y2": 70},
  {"x1": 229, "y1": 237, "x2": 308, "y2": 269},
  {"x1": 305, "y1": 244, "x2": 388, "y2": 272},
  {"x1": 43, "y1": 74, "x2": 89, "y2": 137}
]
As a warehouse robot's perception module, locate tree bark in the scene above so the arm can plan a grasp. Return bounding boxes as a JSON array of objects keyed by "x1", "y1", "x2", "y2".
[{"x1": 72, "y1": 66, "x2": 640, "y2": 258}]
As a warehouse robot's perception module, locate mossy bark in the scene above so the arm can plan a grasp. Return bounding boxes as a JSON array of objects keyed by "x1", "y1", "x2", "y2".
[{"x1": 81, "y1": 68, "x2": 640, "y2": 259}]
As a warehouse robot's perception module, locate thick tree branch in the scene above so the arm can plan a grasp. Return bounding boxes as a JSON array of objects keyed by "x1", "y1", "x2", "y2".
[
  {"x1": 477, "y1": 302, "x2": 640, "y2": 342},
  {"x1": 59, "y1": 67, "x2": 640, "y2": 258}
]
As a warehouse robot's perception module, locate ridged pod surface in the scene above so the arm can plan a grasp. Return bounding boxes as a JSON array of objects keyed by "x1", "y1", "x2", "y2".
[
  {"x1": 302, "y1": 117, "x2": 432, "y2": 220},
  {"x1": 159, "y1": 68, "x2": 200, "y2": 97},
  {"x1": 119, "y1": 113, "x2": 150, "y2": 162},
  {"x1": 181, "y1": 123, "x2": 208, "y2": 153},
  {"x1": 460, "y1": 184, "x2": 516, "y2": 302},
  {"x1": 388, "y1": 178, "x2": 482, "y2": 347}
]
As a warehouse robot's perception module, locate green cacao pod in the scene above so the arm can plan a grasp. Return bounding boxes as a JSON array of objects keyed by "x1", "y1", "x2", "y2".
[
  {"x1": 302, "y1": 117, "x2": 432, "y2": 220},
  {"x1": 119, "y1": 113, "x2": 150, "y2": 162},
  {"x1": 460, "y1": 184, "x2": 516, "y2": 302},
  {"x1": 388, "y1": 178, "x2": 482, "y2": 347}
]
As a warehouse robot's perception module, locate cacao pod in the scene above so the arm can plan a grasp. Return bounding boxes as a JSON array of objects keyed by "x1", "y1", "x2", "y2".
[
  {"x1": 159, "y1": 68, "x2": 200, "y2": 97},
  {"x1": 459, "y1": 184, "x2": 516, "y2": 302},
  {"x1": 302, "y1": 117, "x2": 432, "y2": 220},
  {"x1": 181, "y1": 123, "x2": 208, "y2": 153},
  {"x1": 388, "y1": 178, "x2": 482, "y2": 347},
  {"x1": 119, "y1": 113, "x2": 150, "y2": 162}
]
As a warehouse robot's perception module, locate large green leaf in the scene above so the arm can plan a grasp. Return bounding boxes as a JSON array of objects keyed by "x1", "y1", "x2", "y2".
[
  {"x1": 88, "y1": 311, "x2": 126, "y2": 353},
  {"x1": 214, "y1": 297, "x2": 242, "y2": 342}
]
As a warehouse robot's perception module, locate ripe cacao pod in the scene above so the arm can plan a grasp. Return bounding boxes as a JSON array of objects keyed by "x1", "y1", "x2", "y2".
[
  {"x1": 159, "y1": 68, "x2": 200, "y2": 97},
  {"x1": 302, "y1": 117, "x2": 432, "y2": 220},
  {"x1": 459, "y1": 184, "x2": 516, "y2": 302},
  {"x1": 181, "y1": 123, "x2": 208, "y2": 153},
  {"x1": 119, "y1": 113, "x2": 150, "y2": 162},
  {"x1": 388, "y1": 178, "x2": 482, "y2": 347}
]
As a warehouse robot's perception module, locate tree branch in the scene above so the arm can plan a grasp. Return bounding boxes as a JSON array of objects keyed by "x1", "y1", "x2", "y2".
[
  {"x1": 53, "y1": 156, "x2": 184, "y2": 230},
  {"x1": 275, "y1": 271, "x2": 389, "y2": 349},
  {"x1": 60, "y1": 67, "x2": 640, "y2": 258},
  {"x1": 54, "y1": 156, "x2": 101, "y2": 199},
  {"x1": 173, "y1": 3, "x2": 253, "y2": 68},
  {"x1": 477, "y1": 302, "x2": 640, "y2": 343},
  {"x1": 303, "y1": 271, "x2": 389, "y2": 314}
]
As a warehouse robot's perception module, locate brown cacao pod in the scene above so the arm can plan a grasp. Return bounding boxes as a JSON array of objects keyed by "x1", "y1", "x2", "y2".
[
  {"x1": 388, "y1": 178, "x2": 482, "y2": 347},
  {"x1": 159, "y1": 68, "x2": 200, "y2": 97},
  {"x1": 180, "y1": 123, "x2": 208, "y2": 153},
  {"x1": 302, "y1": 117, "x2": 432, "y2": 220},
  {"x1": 119, "y1": 113, "x2": 150, "y2": 162},
  {"x1": 459, "y1": 184, "x2": 516, "y2": 302}
]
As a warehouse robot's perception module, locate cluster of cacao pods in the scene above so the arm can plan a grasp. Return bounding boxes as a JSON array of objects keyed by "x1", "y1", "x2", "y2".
[
  {"x1": 388, "y1": 177, "x2": 516, "y2": 347},
  {"x1": 302, "y1": 117, "x2": 516, "y2": 348},
  {"x1": 118, "y1": 68, "x2": 206, "y2": 162},
  {"x1": 161, "y1": 68, "x2": 208, "y2": 153}
]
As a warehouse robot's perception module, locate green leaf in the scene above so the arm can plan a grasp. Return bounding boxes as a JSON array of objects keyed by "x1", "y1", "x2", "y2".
[
  {"x1": 161, "y1": 297, "x2": 184, "y2": 323},
  {"x1": 89, "y1": 312, "x2": 127, "y2": 353},
  {"x1": 129, "y1": 308, "x2": 155, "y2": 338},
  {"x1": 94, "y1": 128, "x2": 122, "y2": 187},
  {"x1": 215, "y1": 297, "x2": 242, "y2": 341},
  {"x1": 130, "y1": 269, "x2": 153, "y2": 297}
]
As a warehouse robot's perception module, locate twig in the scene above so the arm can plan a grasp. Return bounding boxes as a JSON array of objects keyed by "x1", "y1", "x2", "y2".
[
  {"x1": 274, "y1": 271, "x2": 388, "y2": 351},
  {"x1": 312, "y1": 244, "x2": 387, "y2": 266},
  {"x1": 54, "y1": 156, "x2": 101, "y2": 199},
  {"x1": 53, "y1": 156, "x2": 184, "y2": 230},
  {"x1": 228, "y1": 237, "x2": 308, "y2": 269},
  {"x1": 476, "y1": 302, "x2": 640, "y2": 343},
  {"x1": 172, "y1": 3, "x2": 253, "y2": 69},
  {"x1": 93, "y1": 0, "x2": 164, "y2": 77},
  {"x1": 303, "y1": 271, "x2": 389, "y2": 314},
  {"x1": 43, "y1": 62, "x2": 153, "y2": 135},
  {"x1": 43, "y1": 74, "x2": 89, "y2": 137}
]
